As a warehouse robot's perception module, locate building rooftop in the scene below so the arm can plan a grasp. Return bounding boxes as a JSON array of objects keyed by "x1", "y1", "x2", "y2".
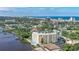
[
  {"x1": 44, "y1": 43, "x2": 60, "y2": 51},
  {"x1": 34, "y1": 47, "x2": 44, "y2": 51},
  {"x1": 37, "y1": 30, "x2": 54, "y2": 33},
  {"x1": 33, "y1": 29, "x2": 59, "y2": 33}
]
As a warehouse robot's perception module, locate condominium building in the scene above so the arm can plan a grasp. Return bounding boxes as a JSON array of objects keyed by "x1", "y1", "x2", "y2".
[
  {"x1": 31, "y1": 30, "x2": 60, "y2": 45},
  {"x1": 5, "y1": 19, "x2": 16, "y2": 23},
  {"x1": 0, "y1": 27, "x2": 3, "y2": 32}
]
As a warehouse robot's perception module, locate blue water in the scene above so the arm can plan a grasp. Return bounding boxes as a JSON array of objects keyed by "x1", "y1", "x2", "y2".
[
  {"x1": 0, "y1": 32, "x2": 32, "y2": 51},
  {"x1": 30, "y1": 16, "x2": 79, "y2": 20}
]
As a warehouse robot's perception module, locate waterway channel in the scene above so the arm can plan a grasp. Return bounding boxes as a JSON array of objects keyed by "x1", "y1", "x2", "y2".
[{"x1": 0, "y1": 32, "x2": 32, "y2": 51}]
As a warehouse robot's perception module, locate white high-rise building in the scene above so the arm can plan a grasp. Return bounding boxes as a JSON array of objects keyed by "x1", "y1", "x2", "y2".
[
  {"x1": 69, "y1": 17, "x2": 75, "y2": 22},
  {"x1": 31, "y1": 30, "x2": 60, "y2": 45}
]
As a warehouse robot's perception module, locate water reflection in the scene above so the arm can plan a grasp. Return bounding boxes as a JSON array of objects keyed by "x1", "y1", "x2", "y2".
[{"x1": 0, "y1": 32, "x2": 32, "y2": 51}]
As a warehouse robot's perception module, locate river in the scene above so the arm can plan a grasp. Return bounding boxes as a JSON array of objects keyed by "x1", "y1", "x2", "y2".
[{"x1": 0, "y1": 32, "x2": 32, "y2": 51}]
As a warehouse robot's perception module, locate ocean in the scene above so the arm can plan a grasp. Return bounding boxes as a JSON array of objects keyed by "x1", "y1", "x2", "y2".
[{"x1": 31, "y1": 16, "x2": 79, "y2": 20}]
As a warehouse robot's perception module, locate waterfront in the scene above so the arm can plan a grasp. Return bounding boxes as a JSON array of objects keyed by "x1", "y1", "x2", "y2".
[{"x1": 0, "y1": 32, "x2": 32, "y2": 51}]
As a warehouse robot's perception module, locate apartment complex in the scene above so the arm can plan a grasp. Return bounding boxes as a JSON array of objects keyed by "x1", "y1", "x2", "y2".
[
  {"x1": 0, "y1": 27, "x2": 3, "y2": 32},
  {"x1": 31, "y1": 30, "x2": 60, "y2": 45},
  {"x1": 5, "y1": 19, "x2": 16, "y2": 23}
]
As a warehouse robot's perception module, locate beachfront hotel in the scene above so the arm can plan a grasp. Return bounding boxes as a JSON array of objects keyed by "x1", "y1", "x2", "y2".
[{"x1": 31, "y1": 30, "x2": 60, "y2": 45}]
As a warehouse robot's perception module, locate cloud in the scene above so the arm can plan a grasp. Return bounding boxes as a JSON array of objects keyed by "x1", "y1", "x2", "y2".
[
  {"x1": 49, "y1": 8, "x2": 56, "y2": 10},
  {"x1": 38, "y1": 8, "x2": 46, "y2": 10},
  {"x1": 0, "y1": 7, "x2": 11, "y2": 11},
  {"x1": 0, "y1": 7, "x2": 79, "y2": 16}
]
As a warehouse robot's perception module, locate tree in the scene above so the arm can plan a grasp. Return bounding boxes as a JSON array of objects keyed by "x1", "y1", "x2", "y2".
[
  {"x1": 63, "y1": 44, "x2": 71, "y2": 51},
  {"x1": 63, "y1": 44, "x2": 79, "y2": 51},
  {"x1": 62, "y1": 31, "x2": 69, "y2": 37},
  {"x1": 69, "y1": 33, "x2": 77, "y2": 40}
]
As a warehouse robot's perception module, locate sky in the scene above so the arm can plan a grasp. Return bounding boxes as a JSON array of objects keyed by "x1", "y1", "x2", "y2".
[{"x1": 0, "y1": 7, "x2": 79, "y2": 16}]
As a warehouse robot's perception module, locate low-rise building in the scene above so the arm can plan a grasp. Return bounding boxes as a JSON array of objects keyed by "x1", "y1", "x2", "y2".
[
  {"x1": 5, "y1": 19, "x2": 16, "y2": 23},
  {"x1": 66, "y1": 39, "x2": 79, "y2": 45},
  {"x1": 0, "y1": 27, "x2": 3, "y2": 32},
  {"x1": 43, "y1": 43, "x2": 61, "y2": 51}
]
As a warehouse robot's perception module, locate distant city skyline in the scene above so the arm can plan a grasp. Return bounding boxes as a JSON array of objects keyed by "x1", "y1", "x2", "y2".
[{"x1": 0, "y1": 7, "x2": 79, "y2": 16}]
